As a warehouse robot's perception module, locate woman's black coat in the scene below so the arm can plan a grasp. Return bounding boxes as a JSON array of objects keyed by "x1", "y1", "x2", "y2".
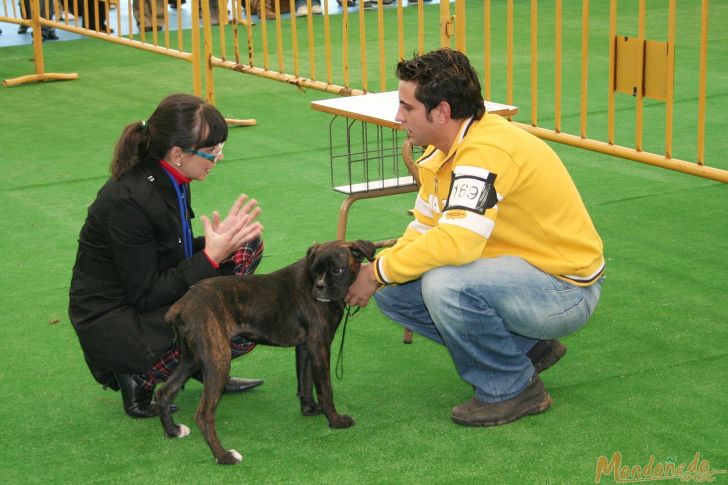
[{"x1": 69, "y1": 161, "x2": 226, "y2": 389}]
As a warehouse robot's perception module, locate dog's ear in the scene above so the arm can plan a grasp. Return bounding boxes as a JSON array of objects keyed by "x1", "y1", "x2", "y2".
[
  {"x1": 350, "y1": 240, "x2": 376, "y2": 262},
  {"x1": 306, "y1": 243, "x2": 321, "y2": 261}
]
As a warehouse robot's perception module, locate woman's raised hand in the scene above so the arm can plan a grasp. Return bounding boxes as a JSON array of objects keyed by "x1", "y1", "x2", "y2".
[{"x1": 201, "y1": 194, "x2": 263, "y2": 264}]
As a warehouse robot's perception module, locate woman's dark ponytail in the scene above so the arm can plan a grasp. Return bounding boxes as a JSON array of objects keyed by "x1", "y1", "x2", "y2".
[{"x1": 110, "y1": 121, "x2": 148, "y2": 179}]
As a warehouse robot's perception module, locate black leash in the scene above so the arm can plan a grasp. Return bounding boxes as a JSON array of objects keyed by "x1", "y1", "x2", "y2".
[{"x1": 335, "y1": 305, "x2": 359, "y2": 380}]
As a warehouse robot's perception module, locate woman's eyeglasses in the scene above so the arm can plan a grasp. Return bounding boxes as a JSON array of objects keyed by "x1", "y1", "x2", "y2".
[{"x1": 184, "y1": 142, "x2": 224, "y2": 163}]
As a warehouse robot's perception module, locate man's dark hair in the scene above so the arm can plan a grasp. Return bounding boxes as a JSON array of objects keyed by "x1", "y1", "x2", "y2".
[{"x1": 396, "y1": 48, "x2": 485, "y2": 120}]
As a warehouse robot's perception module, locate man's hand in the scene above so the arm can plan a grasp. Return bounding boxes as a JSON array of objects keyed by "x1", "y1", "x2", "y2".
[{"x1": 345, "y1": 263, "x2": 380, "y2": 308}]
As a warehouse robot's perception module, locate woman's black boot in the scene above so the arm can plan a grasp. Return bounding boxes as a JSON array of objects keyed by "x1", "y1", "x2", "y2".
[
  {"x1": 193, "y1": 372, "x2": 264, "y2": 394},
  {"x1": 115, "y1": 373, "x2": 158, "y2": 419}
]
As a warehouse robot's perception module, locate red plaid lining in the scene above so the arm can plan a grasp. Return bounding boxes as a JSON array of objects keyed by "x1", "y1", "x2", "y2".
[
  {"x1": 233, "y1": 237, "x2": 264, "y2": 276},
  {"x1": 137, "y1": 237, "x2": 264, "y2": 391},
  {"x1": 138, "y1": 336, "x2": 257, "y2": 391}
]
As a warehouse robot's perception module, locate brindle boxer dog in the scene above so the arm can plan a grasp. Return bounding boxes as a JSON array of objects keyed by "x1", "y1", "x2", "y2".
[{"x1": 156, "y1": 240, "x2": 376, "y2": 465}]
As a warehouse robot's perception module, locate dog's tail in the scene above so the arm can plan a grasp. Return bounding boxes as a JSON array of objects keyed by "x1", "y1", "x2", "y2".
[
  {"x1": 164, "y1": 302, "x2": 182, "y2": 325},
  {"x1": 164, "y1": 303, "x2": 185, "y2": 354}
]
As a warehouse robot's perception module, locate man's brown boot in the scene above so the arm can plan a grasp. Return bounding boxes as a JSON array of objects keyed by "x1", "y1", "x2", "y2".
[
  {"x1": 451, "y1": 375, "x2": 552, "y2": 427},
  {"x1": 527, "y1": 339, "x2": 567, "y2": 373}
]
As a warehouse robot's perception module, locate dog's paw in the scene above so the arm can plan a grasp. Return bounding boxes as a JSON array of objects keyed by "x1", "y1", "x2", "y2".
[
  {"x1": 166, "y1": 423, "x2": 191, "y2": 438},
  {"x1": 216, "y1": 449, "x2": 243, "y2": 465},
  {"x1": 300, "y1": 402, "x2": 322, "y2": 416},
  {"x1": 328, "y1": 414, "x2": 355, "y2": 429},
  {"x1": 176, "y1": 424, "x2": 191, "y2": 438}
]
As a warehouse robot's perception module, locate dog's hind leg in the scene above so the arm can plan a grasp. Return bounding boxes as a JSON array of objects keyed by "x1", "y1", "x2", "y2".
[
  {"x1": 295, "y1": 345, "x2": 320, "y2": 416},
  {"x1": 194, "y1": 343, "x2": 242, "y2": 465},
  {"x1": 157, "y1": 345, "x2": 197, "y2": 439}
]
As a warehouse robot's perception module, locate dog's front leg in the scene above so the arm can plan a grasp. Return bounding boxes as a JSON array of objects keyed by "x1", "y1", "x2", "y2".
[
  {"x1": 296, "y1": 345, "x2": 320, "y2": 416},
  {"x1": 306, "y1": 340, "x2": 355, "y2": 429}
]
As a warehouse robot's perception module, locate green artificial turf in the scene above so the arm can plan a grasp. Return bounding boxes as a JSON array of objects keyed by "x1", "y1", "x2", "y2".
[{"x1": 1, "y1": 2, "x2": 727, "y2": 483}]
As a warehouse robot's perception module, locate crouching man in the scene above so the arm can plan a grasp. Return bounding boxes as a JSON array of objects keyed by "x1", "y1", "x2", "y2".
[{"x1": 346, "y1": 48, "x2": 605, "y2": 427}]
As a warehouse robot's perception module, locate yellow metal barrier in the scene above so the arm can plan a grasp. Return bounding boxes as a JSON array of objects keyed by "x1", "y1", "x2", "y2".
[
  {"x1": 2, "y1": 0, "x2": 725, "y2": 182},
  {"x1": 200, "y1": 0, "x2": 725, "y2": 182},
  {"x1": 2, "y1": 0, "x2": 205, "y2": 93}
]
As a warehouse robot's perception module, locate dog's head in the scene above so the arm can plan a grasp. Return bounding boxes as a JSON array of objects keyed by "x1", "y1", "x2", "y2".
[{"x1": 305, "y1": 240, "x2": 376, "y2": 302}]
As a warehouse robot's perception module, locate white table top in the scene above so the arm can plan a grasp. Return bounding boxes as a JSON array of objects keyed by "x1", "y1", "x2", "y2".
[{"x1": 311, "y1": 91, "x2": 518, "y2": 129}]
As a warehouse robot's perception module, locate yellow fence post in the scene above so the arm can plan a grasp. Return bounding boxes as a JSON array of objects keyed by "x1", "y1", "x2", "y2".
[
  {"x1": 554, "y1": 0, "x2": 563, "y2": 133},
  {"x1": 530, "y1": 0, "x2": 538, "y2": 126},
  {"x1": 201, "y1": 0, "x2": 256, "y2": 126},
  {"x1": 201, "y1": 0, "x2": 216, "y2": 104},
  {"x1": 2, "y1": 0, "x2": 79, "y2": 87},
  {"x1": 191, "y1": 0, "x2": 203, "y2": 97},
  {"x1": 696, "y1": 0, "x2": 709, "y2": 165},
  {"x1": 454, "y1": 0, "x2": 465, "y2": 52},
  {"x1": 483, "y1": 0, "x2": 491, "y2": 101},
  {"x1": 579, "y1": 0, "x2": 590, "y2": 139},
  {"x1": 438, "y1": 0, "x2": 450, "y2": 48}
]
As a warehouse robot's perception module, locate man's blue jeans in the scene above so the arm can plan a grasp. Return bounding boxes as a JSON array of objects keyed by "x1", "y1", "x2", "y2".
[{"x1": 374, "y1": 256, "x2": 603, "y2": 403}]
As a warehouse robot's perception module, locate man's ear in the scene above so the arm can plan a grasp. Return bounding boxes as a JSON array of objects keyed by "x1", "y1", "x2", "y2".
[{"x1": 432, "y1": 101, "x2": 452, "y2": 124}]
